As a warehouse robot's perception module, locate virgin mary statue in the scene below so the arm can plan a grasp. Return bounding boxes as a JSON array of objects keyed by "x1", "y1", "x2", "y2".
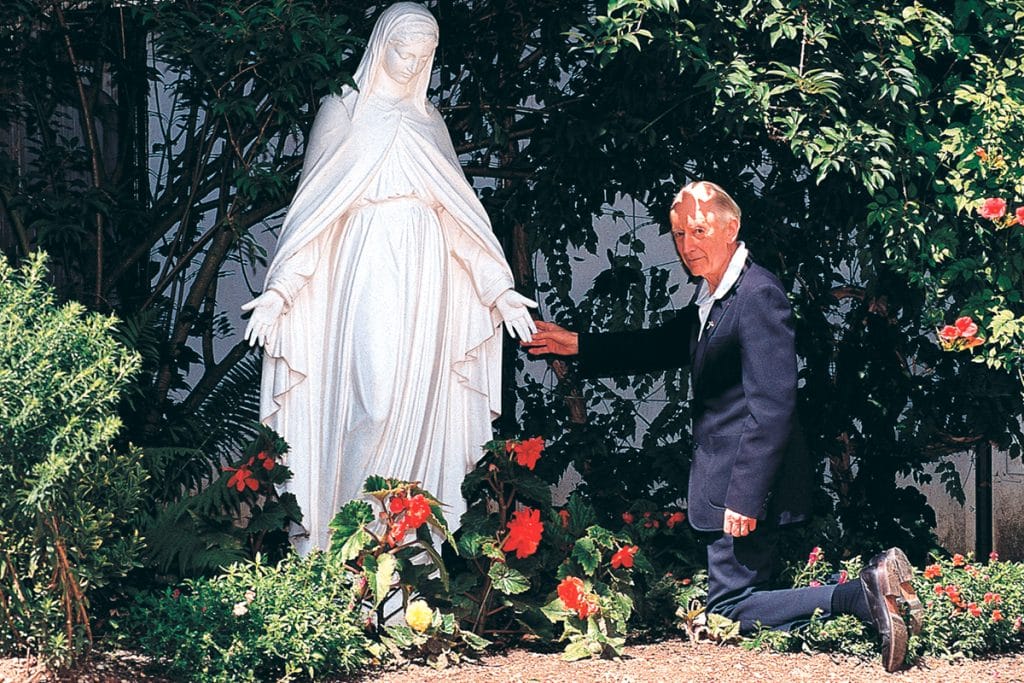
[{"x1": 242, "y1": 2, "x2": 537, "y2": 555}]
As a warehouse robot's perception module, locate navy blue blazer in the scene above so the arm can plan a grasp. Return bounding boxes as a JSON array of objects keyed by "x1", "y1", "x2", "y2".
[{"x1": 576, "y1": 260, "x2": 811, "y2": 532}]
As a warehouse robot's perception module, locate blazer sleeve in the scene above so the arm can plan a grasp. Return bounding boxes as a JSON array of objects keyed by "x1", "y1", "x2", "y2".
[
  {"x1": 576, "y1": 307, "x2": 697, "y2": 378},
  {"x1": 724, "y1": 282, "x2": 797, "y2": 519}
]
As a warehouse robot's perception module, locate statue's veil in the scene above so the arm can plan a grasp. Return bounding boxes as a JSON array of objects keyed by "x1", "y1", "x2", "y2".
[{"x1": 348, "y1": 2, "x2": 438, "y2": 117}]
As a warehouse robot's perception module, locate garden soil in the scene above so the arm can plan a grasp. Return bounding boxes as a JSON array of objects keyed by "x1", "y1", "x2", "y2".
[{"x1": 3, "y1": 641, "x2": 1024, "y2": 682}]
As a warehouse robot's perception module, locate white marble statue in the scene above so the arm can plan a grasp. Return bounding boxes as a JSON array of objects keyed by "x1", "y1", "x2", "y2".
[{"x1": 242, "y1": 2, "x2": 537, "y2": 556}]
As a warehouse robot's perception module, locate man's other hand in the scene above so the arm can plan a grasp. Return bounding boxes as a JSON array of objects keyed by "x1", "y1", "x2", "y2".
[
  {"x1": 520, "y1": 320, "x2": 579, "y2": 356},
  {"x1": 723, "y1": 508, "x2": 757, "y2": 538}
]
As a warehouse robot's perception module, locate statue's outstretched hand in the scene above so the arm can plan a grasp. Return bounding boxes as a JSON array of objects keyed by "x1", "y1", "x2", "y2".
[
  {"x1": 520, "y1": 320, "x2": 579, "y2": 356},
  {"x1": 242, "y1": 290, "x2": 285, "y2": 349},
  {"x1": 494, "y1": 289, "x2": 538, "y2": 342}
]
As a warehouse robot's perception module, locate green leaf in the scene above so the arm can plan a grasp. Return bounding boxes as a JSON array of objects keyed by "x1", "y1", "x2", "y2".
[
  {"x1": 571, "y1": 537, "x2": 601, "y2": 574},
  {"x1": 566, "y1": 493, "x2": 597, "y2": 532},
  {"x1": 373, "y1": 552, "x2": 397, "y2": 607},
  {"x1": 482, "y1": 541, "x2": 506, "y2": 561},
  {"x1": 487, "y1": 562, "x2": 531, "y2": 595},
  {"x1": 562, "y1": 639, "x2": 594, "y2": 661},
  {"x1": 327, "y1": 500, "x2": 375, "y2": 562},
  {"x1": 456, "y1": 530, "x2": 487, "y2": 558},
  {"x1": 328, "y1": 499, "x2": 374, "y2": 538},
  {"x1": 363, "y1": 475, "x2": 407, "y2": 495},
  {"x1": 460, "y1": 630, "x2": 491, "y2": 651}
]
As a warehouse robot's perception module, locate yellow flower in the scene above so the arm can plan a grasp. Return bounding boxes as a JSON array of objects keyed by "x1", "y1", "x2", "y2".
[{"x1": 405, "y1": 600, "x2": 433, "y2": 632}]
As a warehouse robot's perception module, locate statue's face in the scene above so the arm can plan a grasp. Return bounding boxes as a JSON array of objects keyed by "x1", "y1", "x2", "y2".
[{"x1": 383, "y1": 38, "x2": 434, "y2": 85}]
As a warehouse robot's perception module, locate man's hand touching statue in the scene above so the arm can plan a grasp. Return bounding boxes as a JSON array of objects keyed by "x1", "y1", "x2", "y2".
[
  {"x1": 242, "y1": 289, "x2": 286, "y2": 349},
  {"x1": 494, "y1": 289, "x2": 539, "y2": 342},
  {"x1": 519, "y1": 320, "x2": 579, "y2": 356}
]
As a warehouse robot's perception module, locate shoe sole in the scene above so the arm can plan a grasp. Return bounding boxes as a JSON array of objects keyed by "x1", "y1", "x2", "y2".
[
  {"x1": 879, "y1": 600, "x2": 908, "y2": 672},
  {"x1": 882, "y1": 547, "x2": 924, "y2": 636}
]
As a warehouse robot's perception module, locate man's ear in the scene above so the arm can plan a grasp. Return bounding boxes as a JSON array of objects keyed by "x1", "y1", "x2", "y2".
[{"x1": 727, "y1": 216, "x2": 740, "y2": 241}]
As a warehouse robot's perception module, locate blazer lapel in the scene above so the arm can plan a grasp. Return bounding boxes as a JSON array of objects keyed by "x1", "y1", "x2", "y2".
[{"x1": 691, "y1": 264, "x2": 748, "y2": 385}]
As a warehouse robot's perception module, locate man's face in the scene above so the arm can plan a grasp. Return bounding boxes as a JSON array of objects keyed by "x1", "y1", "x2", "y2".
[{"x1": 670, "y1": 191, "x2": 739, "y2": 283}]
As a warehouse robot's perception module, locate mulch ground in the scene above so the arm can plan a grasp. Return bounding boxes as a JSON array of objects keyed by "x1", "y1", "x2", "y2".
[{"x1": 4, "y1": 641, "x2": 1024, "y2": 682}]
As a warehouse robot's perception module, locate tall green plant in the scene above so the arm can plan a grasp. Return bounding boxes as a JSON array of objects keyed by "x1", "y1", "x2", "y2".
[{"x1": 0, "y1": 253, "x2": 144, "y2": 665}]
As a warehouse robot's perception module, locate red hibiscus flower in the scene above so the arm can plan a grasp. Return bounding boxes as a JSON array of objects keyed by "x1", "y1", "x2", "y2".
[
  {"x1": 989, "y1": 551, "x2": 1000, "y2": 563},
  {"x1": 224, "y1": 465, "x2": 258, "y2": 492},
  {"x1": 923, "y1": 564, "x2": 942, "y2": 580},
  {"x1": 984, "y1": 592, "x2": 1002, "y2": 604},
  {"x1": 610, "y1": 545, "x2": 639, "y2": 569},
  {"x1": 978, "y1": 197, "x2": 1007, "y2": 220},
  {"x1": 557, "y1": 576, "x2": 599, "y2": 619},
  {"x1": 974, "y1": 147, "x2": 988, "y2": 161},
  {"x1": 938, "y1": 325, "x2": 959, "y2": 342},
  {"x1": 968, "y1": 602, "x2": 982, "y2": 617},
  {"x1": 622, "y1": 512, "x2": 635, "y2": 525},
  {"x1": 666, "y1": 512, "x2": 686, "y2": 528},
  {"x1": 952, "y1": 553, "x2": 965, "y2": 567},
  {"x1": 808, "y1": 547, "x2": 822, "y2": 565},
  {"x1": 503, "y1": 507, "x2": 544, "y2": 559},
  {"x1": 992, "y1": 609, "x2": 1004, "y2": 622},
  {"x1": 510, "y1": 436, "x2": 544, "y2": 470},
  {"x1": 1015, "y1": 207, "x2": 1024, "y2": 225},
  {"x1": 955, "y1": 317, "x2": 978, "y2": 337}
]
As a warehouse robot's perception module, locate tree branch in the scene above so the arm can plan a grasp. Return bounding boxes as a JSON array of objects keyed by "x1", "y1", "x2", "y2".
[{"x1": 54, "y1": 1, "x2": 106, "y2": 306}]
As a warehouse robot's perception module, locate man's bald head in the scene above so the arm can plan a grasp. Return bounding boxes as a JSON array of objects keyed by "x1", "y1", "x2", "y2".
[{"x1": 670, "y1": 181, "x2": 742, "y2": 234}]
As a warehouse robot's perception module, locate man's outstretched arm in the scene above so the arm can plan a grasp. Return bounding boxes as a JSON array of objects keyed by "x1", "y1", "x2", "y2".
[{"x1": 522, "y1": 309, "x2": 697, "y2": 377}]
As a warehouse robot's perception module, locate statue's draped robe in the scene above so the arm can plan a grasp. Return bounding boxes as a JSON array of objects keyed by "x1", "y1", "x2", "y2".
[{"x1": 260, "y1": 91, "x2": 513, "y2": 555}]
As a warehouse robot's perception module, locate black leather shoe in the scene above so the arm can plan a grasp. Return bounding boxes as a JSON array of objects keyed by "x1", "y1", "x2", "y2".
[{"x1": 861, "y1": 547, "x2": 923, "y2": 672}]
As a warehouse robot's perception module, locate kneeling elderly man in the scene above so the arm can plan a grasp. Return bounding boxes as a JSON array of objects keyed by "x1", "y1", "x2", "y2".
[{"x1": 523, "y1": 181, "x2": 923, "y2": 671}]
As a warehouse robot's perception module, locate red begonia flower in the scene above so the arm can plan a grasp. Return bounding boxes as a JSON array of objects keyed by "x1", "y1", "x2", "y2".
[
  {"x1": 503, "y1": 507, "x2": 544, "y2": 559},
  {"x1": 610, "y1": 545, "x2": 639, "y2": 569},
  {"x1": 557, "y1": 576, "x2": 599, "y2": 619},
  {"x1": 509, "y1": 436, "x2": 545, "y2": 470}
]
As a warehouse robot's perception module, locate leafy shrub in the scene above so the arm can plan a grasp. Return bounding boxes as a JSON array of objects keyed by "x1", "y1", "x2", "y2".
[
  {"x1": 912, "y1": 552, "x2": 1024, "y2": 659},
  {"x1": 122, "y1": 552, "x2": 373, "y2": 683},
  {"x1": 742, "y1": 548, "x2": 1024, "y2": 664},
  {"x1": 0, "y1": 254, "x2": 145, "y2": 666},
  {"x1": 141, "y1": 426, "x2": 301, "y2": 578}
]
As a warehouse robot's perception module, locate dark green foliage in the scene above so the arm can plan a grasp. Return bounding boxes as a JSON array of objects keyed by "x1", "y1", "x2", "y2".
[
  {"x1": 483, "y1": 0, "x2": 1024, "y2": 563},
  {"x1": 0, "y1": 254, "x2": 144, "y2": 665},
  {"x1": 140, "y1": 425, "x2": 300, "y2": 578},
  {"x1": 121, "y1": 552, "x2": 374, "y2": 683}
]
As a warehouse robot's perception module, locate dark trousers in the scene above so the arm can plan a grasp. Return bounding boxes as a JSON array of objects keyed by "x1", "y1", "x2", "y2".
[{"x1": 705, "y1": 527, "x2": 835, "y2": 633}]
